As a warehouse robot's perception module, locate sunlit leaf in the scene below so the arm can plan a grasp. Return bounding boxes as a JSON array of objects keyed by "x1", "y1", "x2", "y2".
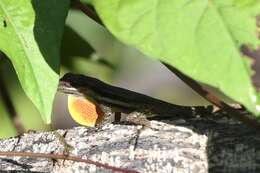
[
  {"x1": 0, "y1": 0, "x2": 69, "y2": 123},
  {"x1": 93, "y1": 0, "x2": 260, "y2": 115}
]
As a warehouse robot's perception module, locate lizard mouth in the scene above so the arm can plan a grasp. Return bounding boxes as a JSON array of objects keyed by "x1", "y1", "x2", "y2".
[{"x1": 58, "y1": 81, "x2": 80, "y2": 96}]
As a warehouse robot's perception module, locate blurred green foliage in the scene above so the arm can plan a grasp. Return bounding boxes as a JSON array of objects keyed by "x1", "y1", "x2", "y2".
[{"x1": 0, "y1": 92, "x2": 17, "y2": 138}]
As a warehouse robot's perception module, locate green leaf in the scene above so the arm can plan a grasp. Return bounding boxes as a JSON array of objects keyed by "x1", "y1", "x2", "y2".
[
  {"x1": 0, "y1": 0, "x2": 70, "y2": 123},
  {"x1": 93, "y1": 0, "x2": 260, "y2": 115},
  {"x1": 234, "y1": 0, "x2": 256, "y2": 7},
  {"x1": 81, "y1": 0, "x2": 92, "y2": 5}
]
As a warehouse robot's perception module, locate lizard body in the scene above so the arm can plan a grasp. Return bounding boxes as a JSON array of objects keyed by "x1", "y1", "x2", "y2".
[{"x1": 58, "y1": 73, "x2": 211, "y2": 126}]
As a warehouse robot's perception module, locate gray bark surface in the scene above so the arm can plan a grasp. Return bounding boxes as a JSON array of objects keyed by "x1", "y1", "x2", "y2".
[{"x1": 0, "y1": 113, "x2": 259, "y2": 173}]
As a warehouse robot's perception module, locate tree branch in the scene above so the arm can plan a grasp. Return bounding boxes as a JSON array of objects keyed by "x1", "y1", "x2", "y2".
[
  {"x1": 71, "y1": 0, "x2": 103, "y2": 25},
  {"x1": 163, "y1": 62, "x2": 260, "y2": 132}
]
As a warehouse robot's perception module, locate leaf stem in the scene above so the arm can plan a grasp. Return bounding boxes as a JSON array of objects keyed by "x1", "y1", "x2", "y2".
[{"x1": 71, "y1": 0, "x2": 103, "y2": 25}]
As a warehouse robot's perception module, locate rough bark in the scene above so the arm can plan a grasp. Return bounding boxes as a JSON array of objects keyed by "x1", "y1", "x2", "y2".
[{"x1": 0, "y1": 113, "x2": 259, "y2": 173}]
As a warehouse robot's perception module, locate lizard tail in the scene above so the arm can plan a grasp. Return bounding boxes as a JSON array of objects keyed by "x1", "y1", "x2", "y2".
[{"x1": 147, "y1": 104, "x2": 213, "y2": 120}]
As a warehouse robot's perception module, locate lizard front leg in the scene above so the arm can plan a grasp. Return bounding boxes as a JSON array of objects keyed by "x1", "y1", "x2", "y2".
[
  {"x1": 125, "y1": 112, "x2": 154, "y2": 153},
  {"x1": 126, "y1": 112, "x2": 151, "y2": 128}
]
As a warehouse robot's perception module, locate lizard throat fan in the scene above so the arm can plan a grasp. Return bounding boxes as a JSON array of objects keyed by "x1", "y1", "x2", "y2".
[{"x1": 67, "y1": 95, "x2": 104, "y2": 127}]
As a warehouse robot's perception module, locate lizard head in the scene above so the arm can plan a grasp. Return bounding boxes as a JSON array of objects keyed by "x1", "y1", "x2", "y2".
[
  {"x1": 58, "y1": 73, "x2": 98, "y2": 97},
  {"x1": 58, "y1": 73, "x2": 105, "y2": 127}
]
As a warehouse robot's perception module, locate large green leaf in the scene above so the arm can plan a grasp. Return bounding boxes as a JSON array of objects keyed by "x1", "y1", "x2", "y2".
[
  {"x1": 0, "y1": 0, "x2": 69, "y2": 123},
  {"x1": 93, "y1": 0, "x2": 260, "y2": 115}
]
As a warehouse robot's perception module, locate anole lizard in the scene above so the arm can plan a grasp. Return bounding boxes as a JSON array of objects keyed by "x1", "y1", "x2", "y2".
[{"x1": 58, "y1": 73, "x2": 211, "y2": 127}]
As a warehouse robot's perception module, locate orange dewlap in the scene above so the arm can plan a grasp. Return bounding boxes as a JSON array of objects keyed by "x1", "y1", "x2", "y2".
[{"x1": 67, "y1": 95, "x2": 104, "y2": 127}]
